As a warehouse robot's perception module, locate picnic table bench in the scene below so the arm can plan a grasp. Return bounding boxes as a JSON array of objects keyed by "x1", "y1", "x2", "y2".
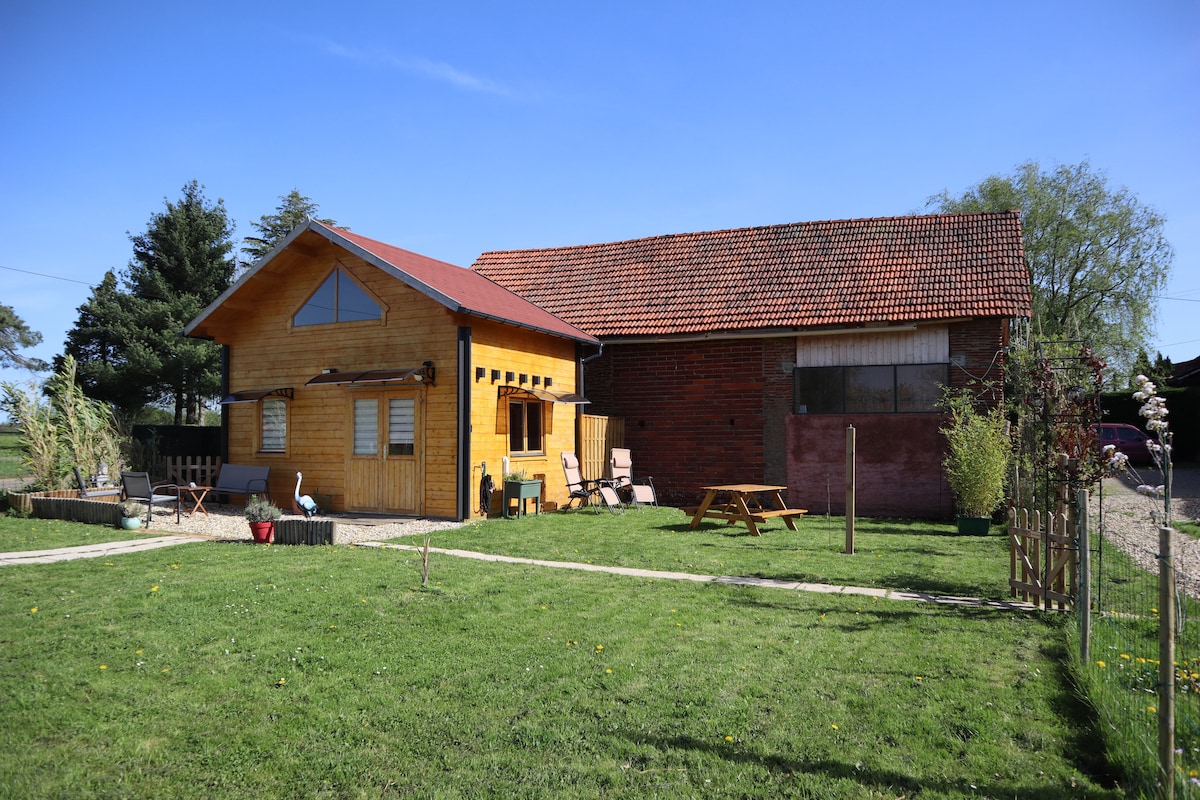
[{"x1": 686, "y1": 484, "x2": 806, "y2": 537}]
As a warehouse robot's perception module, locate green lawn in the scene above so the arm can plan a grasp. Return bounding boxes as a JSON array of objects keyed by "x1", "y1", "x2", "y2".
[
  {"x1": 422, "y1": 507, "x2": 1013, "y2": 600},
  {"x1": 0, "y1": 514, "x2": 1122, "y2": 799},
  {"x1": 0, "y1": 516, "x2": 153, "y2": 551},
  {"x1": 0, "y1": 429, "x2": 26, "y2": 480}
]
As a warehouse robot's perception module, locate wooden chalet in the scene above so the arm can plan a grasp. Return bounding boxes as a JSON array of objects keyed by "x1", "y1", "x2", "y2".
[
  {"x1": 473, "y1": 212, "x2": 1033, "y2": 518},
  {"x1": 185, "y1": 220, "x2": 597, "y2": 520}
]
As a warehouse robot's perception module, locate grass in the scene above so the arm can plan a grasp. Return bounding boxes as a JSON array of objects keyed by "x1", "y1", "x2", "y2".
[
  {"x1": 420, "y1": 507, "x2": 1013, "y2": 599},
  {"x1": 0, "y1": 516, "x2": 156, "y2": 552},
  {"x1": 0, "y1": 429, "x2": 26, "y2": 480},
  {"x1": 0, "y1": 514, "x2": 1123, "y2": 799}
]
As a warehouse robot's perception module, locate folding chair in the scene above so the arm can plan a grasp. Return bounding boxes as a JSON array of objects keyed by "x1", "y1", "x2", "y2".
[
  {"x1": 561, "y1": 452, "x2": 601, "y2": 509},
  {"x1": 120, "y1": 471, "x2": 181, "y2": 526},
  {"x1": 610, "y1": 448, "x2": 657, "y2": 509},
  {"x1": 74, "y1": 466, "x2": 122, "y2": 500}
]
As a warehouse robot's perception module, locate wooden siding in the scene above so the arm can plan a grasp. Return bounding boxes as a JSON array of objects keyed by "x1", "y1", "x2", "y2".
[
  {"x1": 794, "y1": 326, "x2": 949, "y2": 367},
  {"x1": 204, "y1": 233, "x2": 462, "y2": 518},
  {"x1": 469, "y1": 323, "x2": 580, "y2": 513}
]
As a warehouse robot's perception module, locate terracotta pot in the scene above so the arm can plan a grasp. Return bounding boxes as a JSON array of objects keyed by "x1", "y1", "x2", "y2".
[{"x1": 249, "y1": 521, "x2": 275, "y2": 543}]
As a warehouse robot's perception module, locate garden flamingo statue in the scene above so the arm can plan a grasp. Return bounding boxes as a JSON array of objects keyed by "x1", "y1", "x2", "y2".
[{"x1": 294, "y1": 472, "x2": 318, "y2": 518}]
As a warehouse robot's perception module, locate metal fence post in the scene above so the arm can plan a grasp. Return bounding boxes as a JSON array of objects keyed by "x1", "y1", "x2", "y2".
[{"x1": 1077, "y1": 488, "x2": 1090, "y2": 663}]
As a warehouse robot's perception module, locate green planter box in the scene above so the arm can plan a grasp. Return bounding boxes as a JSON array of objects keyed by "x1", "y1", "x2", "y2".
[
  {"x1": 956, "y1": 515, "x2": 992, "y2": 535},
  {"x1": 503, "y1": 480, "x2": 542, "y2": 519}
]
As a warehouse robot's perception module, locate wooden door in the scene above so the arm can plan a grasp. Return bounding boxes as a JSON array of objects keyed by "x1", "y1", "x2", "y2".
[{"x1": 346, "y1": 390, "x2": 424, "y2": 514}]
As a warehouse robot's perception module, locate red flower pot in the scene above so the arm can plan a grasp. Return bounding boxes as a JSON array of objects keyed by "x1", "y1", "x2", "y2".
[{"x1": 249, "y1": 521, "x2": 275, "y2": 543}]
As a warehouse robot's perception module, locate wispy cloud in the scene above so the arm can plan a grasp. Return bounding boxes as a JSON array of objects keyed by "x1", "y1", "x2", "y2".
[{"x1": 318, "y1": 39, "x2": 516, "y2": 98}]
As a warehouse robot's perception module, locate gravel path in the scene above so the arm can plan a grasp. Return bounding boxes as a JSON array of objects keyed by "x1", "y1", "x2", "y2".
[
  {"x1": 148, "y1": 503, "x2": 468, "y2": 545},
  {"x1": 1091, "y1": 467, "x2": 1200, "y2": 598}
]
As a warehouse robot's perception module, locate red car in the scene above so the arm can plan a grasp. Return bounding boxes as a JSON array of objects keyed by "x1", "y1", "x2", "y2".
[{"x1": 1093, "y1": 423, "x2": 1154, "y2": 465}]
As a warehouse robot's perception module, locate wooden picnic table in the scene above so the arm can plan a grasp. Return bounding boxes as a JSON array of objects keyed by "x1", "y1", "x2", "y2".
[{"x1": 687, "y1": 484, "x2": 807, "y2": 537}]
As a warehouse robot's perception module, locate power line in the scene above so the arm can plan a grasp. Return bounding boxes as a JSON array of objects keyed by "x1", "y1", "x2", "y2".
[{"x1": 0, "y1": 264, "x2": 98, "y2": 287}]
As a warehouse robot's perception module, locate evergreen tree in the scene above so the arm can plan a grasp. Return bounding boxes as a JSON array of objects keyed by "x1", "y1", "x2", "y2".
[
  {"x1": 241, "y1": 189, "x2": 338, "y2": 263},
  {"x1": 61, "y1": 181, "x2": 235, "y2": 424},
  {"x1": 0, "y1": 303, "x2": 48, "y2": 371}
]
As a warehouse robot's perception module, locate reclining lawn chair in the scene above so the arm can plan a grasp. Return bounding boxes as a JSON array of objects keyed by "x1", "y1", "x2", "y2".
[
  {"x1": 120, "y1": 471, "x2": 181, "y2": 526},
  {"x1": 561, "y1": 452, "x2": 601, "y2": 509},
  {"x1": 610, "y1": 448, "x2": 657, "y2": 509}
]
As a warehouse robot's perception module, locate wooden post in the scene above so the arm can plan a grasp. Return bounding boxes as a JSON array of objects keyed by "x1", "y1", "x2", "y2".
[
  {"x1": 1159, "y1": 526, "x2": 1175, "y2": 800},
  {"x1": 1076, "y1": 488, "x2": 1090, "y2": 663},
  {"x1": 845, "y1": 425, "x2": 855, "y2": 555}
]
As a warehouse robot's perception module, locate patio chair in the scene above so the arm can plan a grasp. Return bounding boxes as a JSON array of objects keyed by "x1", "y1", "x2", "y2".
[
  {"x1": 561, "y1": 452, "x2": 601, "y2": 509},
  {"x1": 74, "y1": 466, "x2": 122, "y2": 501},
  {"x1": 596, "y1": 482, "x2": 624, "y2": 514},
  {"x1": 120, "y1": 471, "x2": 181, "y2": 526},
  {"x1": 610, "y1": 448, "x2": 657, "y2": 509}
]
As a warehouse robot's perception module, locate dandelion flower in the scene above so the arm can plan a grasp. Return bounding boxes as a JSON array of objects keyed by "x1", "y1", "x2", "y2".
[
  {"x1": 30, "y1": 607, "x2": 37, "y2": 614},
  {"x1": 99, "y1": 664, "x2": 107, "y2": 670},
  {"x1": 1097, "y1": 661, "x2": 1107, "y2": 668},
  {"x1": 724, "y1": 735, "x2": 733, "y2": 742},
  {"x1": 150, "y1": 586, "x2": 159, "y2": 593},
  {"x1": 831, "y1": 724, "x2": 839, "y2": 730},
  {"x1": 1149, "y1": 706, "x2": 1157, "y2": 713},
  {"x1": 1120, "y1": 654, "x2": 1130, "y2": 660},
  {"x1": 595, "y1": 645, "x2": 604, "y2": 652},
  {"x1": 276, "y1": 678, "x2": 286, "y2": 686},
  {"x1": 605, "y1": 669, "x2": 613, "y2": 674}
]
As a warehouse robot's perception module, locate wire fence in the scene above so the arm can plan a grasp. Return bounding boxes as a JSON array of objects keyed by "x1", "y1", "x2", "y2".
[{"x1": 1082, "y1": 486, "x2": 1200, "y2": 799}]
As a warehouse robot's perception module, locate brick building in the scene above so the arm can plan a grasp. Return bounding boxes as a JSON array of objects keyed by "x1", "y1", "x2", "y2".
[{"x1": 473, "y1": 212, "x2": 1032, "y2": 518}]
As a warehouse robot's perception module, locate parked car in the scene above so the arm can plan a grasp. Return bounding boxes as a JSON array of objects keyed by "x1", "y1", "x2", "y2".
[{"x1": 1093, "y1": 423, "x2": 1153, "y2": 464}]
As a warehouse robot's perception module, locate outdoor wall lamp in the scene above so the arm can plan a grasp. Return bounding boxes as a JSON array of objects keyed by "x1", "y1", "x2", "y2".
[
  {"x1": 519, "y1": 373, "x2": 528, "y2": 384},
  {"x1": 475, "y1": 367, "x2": 486, "y2": 381},
  {"x1": 491, "y1": 369, "x2": 501, "y2": 382},
  {"x1": 544, "y1": 377, "x2": 553, "y2": 387},
  {"x1": 532, "y1": 376, "x2": 541, "y2": 386},
  {"x1": 505, "y1": 371, "x2": 515, "y2": 382}
]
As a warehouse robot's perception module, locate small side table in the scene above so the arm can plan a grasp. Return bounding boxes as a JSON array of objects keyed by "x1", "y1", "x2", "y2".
[{"x1": 181, "y1": 485, "x2": 212, "y2": 517}]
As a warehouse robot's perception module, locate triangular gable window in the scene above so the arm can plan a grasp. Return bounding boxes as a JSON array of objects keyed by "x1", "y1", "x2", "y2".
[{"x1": 294, "y1": 268, "x2": 382, "y2": 327}]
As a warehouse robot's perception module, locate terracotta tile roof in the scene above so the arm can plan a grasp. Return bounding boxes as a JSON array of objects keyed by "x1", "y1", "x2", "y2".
[
  {"x1": 471, "y1": 212, "x2": 1032, "y2": 338},
  {"x1": 316, "y1": 223, "x2": 598, "y2": 344}
]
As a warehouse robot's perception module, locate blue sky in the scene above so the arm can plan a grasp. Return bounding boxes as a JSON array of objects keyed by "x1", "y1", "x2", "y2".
[{"x1": 2, "y1": 1, "x2": 1197, "y2": 389}]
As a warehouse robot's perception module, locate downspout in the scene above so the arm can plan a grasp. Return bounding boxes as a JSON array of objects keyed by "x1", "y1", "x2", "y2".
[{"x1": 574, "y1": 342, "x2": 604, "y2": 462}]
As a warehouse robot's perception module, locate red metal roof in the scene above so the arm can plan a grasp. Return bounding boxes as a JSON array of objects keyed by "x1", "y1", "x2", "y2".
[
  {"x1": 471, "y1": 212, "x2": 1032, "y2": 338},
  {"x1": 314, "y1": 223, "x2": 597, "y2": 344}
]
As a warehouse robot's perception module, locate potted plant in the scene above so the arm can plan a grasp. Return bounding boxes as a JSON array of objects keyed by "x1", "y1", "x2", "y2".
[
  {"x1": 119, "y1": 499, "x2": 144, "y2": 530},
  {"x1": 244, "y1": 494, "x2": 282, "y2": 543},
  {"x1": 940, "y1": 390, "x2": 1012, "y2": 534}
]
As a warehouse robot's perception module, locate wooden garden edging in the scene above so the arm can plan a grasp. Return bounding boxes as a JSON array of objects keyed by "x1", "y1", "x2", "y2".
[
  {"x1": 273, "y1": 519, "x2": 335, "y2": 545},
  {"x1": 8, "y1": 489, "x2": 84, "y2": 516},
  {"x1": 29, "y1": 494, "x2": 123, "y2": 526}
]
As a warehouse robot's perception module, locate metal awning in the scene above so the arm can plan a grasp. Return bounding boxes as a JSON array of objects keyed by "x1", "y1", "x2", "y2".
[
  {"x1": 220, "y1": 387, "x2": 294, "y2": 404},
  {"x1": 306, "y1": 362, "x2": 435, "y2": 387},
  {"x1": 498, "y1": 385, "x2": 589, "y2": 404}
]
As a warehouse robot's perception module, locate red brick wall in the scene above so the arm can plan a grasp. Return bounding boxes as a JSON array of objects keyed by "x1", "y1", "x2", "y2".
[
  {"x1": 583, "y1": 340, "x2": 769, "y2": 505},
  {"x1": 582, "y1": 318, "x2": 1011, "y2": 516},
  {"x1": 784, "y1": 414, "x2": 953, "y2": 518}
]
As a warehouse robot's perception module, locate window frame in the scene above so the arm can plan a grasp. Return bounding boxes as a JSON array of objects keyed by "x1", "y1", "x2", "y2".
[
  {"x1": 793, "y1": 363, "x2": 949, "y2": 414},
  {"x1": 293, "y1": 266, "x2": 385, "y2": 328},
  {"x1": 507, "y1": 398, "x2": 546, "y2": 456},
  {"x1": 260, "y1": 398, "x2": 288, "y2": 453}
]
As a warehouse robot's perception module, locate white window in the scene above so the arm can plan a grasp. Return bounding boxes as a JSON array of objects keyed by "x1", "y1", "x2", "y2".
[
  {"x1": 353, "y1": 398, "x2": 378, "y2": 455},
  {"x1": 388, "y1": 398, "x2": 415, "y2": 456},
  {"x1": 261, "y1": 399, "x2": 287, "y2": 452}
]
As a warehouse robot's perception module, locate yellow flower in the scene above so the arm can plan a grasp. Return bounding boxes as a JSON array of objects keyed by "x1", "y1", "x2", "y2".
[
  {"x1": 276, "y1": 678, "x2": 287, "y2": 686},
  {"x1": 724, "y1": 735, "x2": 733, "y2": 742},
  {"x1": 605, "y1": 669, "x2": 613, "y2": 674},
  {"x1": 1149, "y1": 706, "x2": 1157, "y2": 713},
  {"x1": 831, "y1": 724, "x2": 839, "y2": 730},
  {"x1": 1096, "y1": 661, "x2": 1106, "y2": 668},
  {"x1": 150, "y1": 586, "x2": 159, "y2": 592},
  {"x1": 30, "y1": 607, "x2": 37, "y2": 614},
  {"x1": 914, "y1": 676, "x2": 923, "y2": 682},
  {"x1": 171, "y1": 564, "x2": 179, "y2": 569},
  {"x1": 1120, "y1": 653, "x2": 1130, "y2": 660},
  {"x1": 136, "y1": 649, "x2": 143, "y2": 655},
  {"x1": 162, "y1": 668, "x2": 169, "y2": 673},
  {"x1": 99, "y1": 664, "x2": 107, "y2": 670},
  {"x1": 595, "y1": 645, "x2": 604, "y2": 652}
]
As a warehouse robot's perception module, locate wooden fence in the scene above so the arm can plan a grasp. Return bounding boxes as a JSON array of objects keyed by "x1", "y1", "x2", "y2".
[
  {"x1": 1009, "y1": 505, "x2": 1077, "y2": 609},
  {"x1": 581, "y1": 414, "x2": 624, "y2": 483},
  {"x1": 163, "y1": 456, "x2": 222, "y2": 487}
]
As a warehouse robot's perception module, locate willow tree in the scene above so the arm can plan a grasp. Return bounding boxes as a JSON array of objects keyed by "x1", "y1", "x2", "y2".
[{"x1": 928, "y1": 160, "x2": 1173, "y2": 377}]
